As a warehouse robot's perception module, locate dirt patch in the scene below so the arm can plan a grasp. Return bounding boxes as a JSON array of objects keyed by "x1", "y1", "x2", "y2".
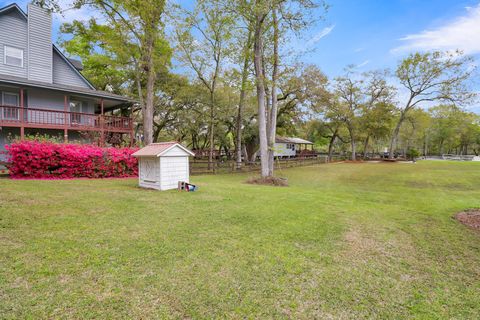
[
  {"x1": 246, "y1": 176, "x2": 288, "y2": 187},
  {"x1": 406, "y1": 181, "x2": 435, "y2": 189},
  {"x1": 455, "y1": 209, "x2": 480, "y2": 231}
]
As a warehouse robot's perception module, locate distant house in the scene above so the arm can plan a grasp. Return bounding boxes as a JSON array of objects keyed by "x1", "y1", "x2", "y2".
[
  {"x1": 0, "y1": 3, "x2": 134, "y2": 159},
  {"x1": 274, "y1": 137, "x2": 315, "y2": 158}
]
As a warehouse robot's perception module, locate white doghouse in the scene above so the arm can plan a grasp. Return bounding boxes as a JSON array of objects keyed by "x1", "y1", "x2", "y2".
[{"x1": 133, "y1": 142, "x2": 195, "y2": 190}]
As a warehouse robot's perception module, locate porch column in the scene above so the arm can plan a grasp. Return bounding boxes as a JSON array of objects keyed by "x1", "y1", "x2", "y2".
[
  {"x1": 130, "y1": 106, "x2": 134, "y2": 147},
  {"x1": 20, "y1": 88, "x2": 24, "y2": 140},
  {"x1": 63, "y1": 95, "x2": 68, "y2": 143},
  {"x1": 100, "y1": 99, "x2": 105, "y2": 147}
]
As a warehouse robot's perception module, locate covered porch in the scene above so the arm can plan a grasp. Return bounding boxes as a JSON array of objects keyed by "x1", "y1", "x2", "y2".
[{"x1": 0, "y1": 76, "x2": 135, "y2": 145}]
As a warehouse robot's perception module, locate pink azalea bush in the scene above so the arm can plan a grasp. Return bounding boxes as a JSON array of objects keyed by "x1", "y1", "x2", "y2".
[{"x1": 5, "y1": 141, "x2": 138, "y2": 179}]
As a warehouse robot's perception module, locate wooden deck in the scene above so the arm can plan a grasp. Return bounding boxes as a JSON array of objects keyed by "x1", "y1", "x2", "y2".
[{"x1": 0, "y1": 105, "x2": 133, "y2": 137}]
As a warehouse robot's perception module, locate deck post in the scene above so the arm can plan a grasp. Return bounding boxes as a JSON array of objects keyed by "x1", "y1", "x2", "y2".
[
  {"x1": 63, "y1": 95, "x2": 68, "y2": 143},
  {"x1": 130, "y1": 106, "x2": 134, "y2": 147},
  {"x1": 100, "y1": 99, "x2": 105, "y2": 147},
  {"x1": 20, "y1": 88, "x2": 24, "y2": 140}
]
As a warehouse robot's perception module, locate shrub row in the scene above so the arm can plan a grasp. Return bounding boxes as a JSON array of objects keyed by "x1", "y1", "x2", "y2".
[{"x1": 5, "y1": 141, "x2": 138, "y2": 179}]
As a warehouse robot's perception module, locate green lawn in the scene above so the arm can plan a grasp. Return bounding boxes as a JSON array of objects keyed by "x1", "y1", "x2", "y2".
[{"x1": 1, "y1": 161, "x2": 480, "y2": 319}]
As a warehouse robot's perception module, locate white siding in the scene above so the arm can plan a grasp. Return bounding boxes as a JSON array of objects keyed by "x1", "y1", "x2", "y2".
[
  {"x1": 136, "y1": 145, "x2": 192, "y2": 191},
  {"x1": 274, "y1": 143, "x2": 296, "y2": 157},
  {"x1": 160, "y1": 156, "x2": 189, "y2": 190},
  {"x1": 162, "y1": 145, "x2": 191, "y2": 157},
  {"x1": 53, "y1": 50, "x2": 91, "y2": 89},
  {"x1": 0, "y1": 10, "x2": 28, "y2": 78},
  {"x1": 27, "y1": 4, "x2": 52, "y2": 83},
  {"x1": 138, "y1": 157, "x2": 161, "y2": 189}
]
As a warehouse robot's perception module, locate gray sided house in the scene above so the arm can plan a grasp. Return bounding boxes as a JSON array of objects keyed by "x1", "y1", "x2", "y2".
[{"x1": 0, "y1": 3, "x2": 134, "y2": 160}]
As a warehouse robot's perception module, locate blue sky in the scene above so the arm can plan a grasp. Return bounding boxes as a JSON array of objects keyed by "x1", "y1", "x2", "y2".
[
  {"x1": 301, "y1": 0, "x2": 480, "y2": 79},
  {"x1": 3, "y1": 0, "x2": 480, "y2": 111}
]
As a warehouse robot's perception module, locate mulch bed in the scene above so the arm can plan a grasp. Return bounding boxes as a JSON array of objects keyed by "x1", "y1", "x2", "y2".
[
  {"x1": 246, "y1": 176, "x2": 288, "y2": 187},
  {"x1": 454, "y1": 209, "x2": 480, "y2": 231}
]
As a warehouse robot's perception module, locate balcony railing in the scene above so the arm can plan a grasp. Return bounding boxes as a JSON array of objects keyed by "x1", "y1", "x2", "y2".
[{"x1": 0, "y1": 105, "x2": 132, "y2": 133}]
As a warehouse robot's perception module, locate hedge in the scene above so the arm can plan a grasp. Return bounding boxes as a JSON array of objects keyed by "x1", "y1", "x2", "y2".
[{"x1": 5, "y1": 141, "x2": 138, "y2": 179}]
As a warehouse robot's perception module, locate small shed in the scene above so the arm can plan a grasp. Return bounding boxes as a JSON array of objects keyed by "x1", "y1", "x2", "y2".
[
  {"x1": 274, "y1": 137, "x2": 314, "y2": 158},
  {"x1": 132, "y1": 142, "x2": 195, "y2": 190}
]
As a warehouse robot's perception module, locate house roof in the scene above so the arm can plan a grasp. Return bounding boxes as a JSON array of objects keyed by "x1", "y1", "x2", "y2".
[
  {"x1": 52, "y1": 46, "x2": 94, "y2": 89},
  {"x1": 132, "y1": 142, "x2": 195, "y2": 157},
  {"x1": 0, "y1": 3, "x2": 26, "y2": 19},
  {"x1": 68, "y1": 58, "x2": 83, "y2": 71},
  {"x1": 0, "y1": 73, "x2": 134, "y2": 103},
  {"x1": 275, "y1": 137, "x2": 314, "y2": 145},
  {"x1": 0, "y1": 3, "x2": 125, "y2": 98}
]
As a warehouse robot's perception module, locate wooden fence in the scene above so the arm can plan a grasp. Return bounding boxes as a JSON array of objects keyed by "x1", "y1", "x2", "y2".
[{"x1": 190, "y1": 156, "x2": 330, "y2": 175}]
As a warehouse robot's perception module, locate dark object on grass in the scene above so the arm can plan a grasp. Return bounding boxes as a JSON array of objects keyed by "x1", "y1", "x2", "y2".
[
  {"x1": 454, "y1": 209, "x2": 480, "y2": 231},
  {"x1": 246, "y1": 176, "x2": 288, "y2": 187},
  {"x1": 178, "y1": 181, "x2": 198, "y2": 192}
]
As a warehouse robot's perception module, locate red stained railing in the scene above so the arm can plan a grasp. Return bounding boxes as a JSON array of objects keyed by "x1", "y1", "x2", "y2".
[{"x1": 0, "y1": 105, "x2": 132, "y2": 132}]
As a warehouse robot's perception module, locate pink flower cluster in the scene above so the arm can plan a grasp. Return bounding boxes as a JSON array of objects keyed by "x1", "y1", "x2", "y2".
[{"x1": 5, "y1": 141, "x2": 138, "y2": 179}]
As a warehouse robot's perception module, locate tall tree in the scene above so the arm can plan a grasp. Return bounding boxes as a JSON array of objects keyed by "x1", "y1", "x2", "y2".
[
  {"x1": 359, "y1": 70, "x2": 396, "y2": 158},
  {"x1": 251, "y1": 0, "x2": 326, "y2": 177},
  {"x1": 234, "y1": 23, "x2": 254, "y2": 169},
  {"x1": 61, "y1": 0, "x2": 171, "y2": 145},
  {"x1": 174, "y1": 0, "x2": 233, "y2": 168},
  {"x1": 389, "y1": 51, "x2": 476, "y2": 158},
  {"x1": 332, "y1": 70, "x2": 363, "y2": 160}
]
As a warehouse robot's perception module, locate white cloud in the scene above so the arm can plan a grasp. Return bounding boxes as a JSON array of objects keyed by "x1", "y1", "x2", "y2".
[
  {"x1": 354, "y1": 47, "x2": 364, "y2": 52},
  {"x1": 15, "y1": 0, "x2": 101, "y2": 24},
  {"x1": 295, "y1": 25, "x2": 335, "y2": 55},
  {"x1": 306, "y1": 25, "x2": 335, "y2": 46},
  {"x1": 54, "y1": 0, "x2": 103, "y2": 23},
  {"x1": 392, "y1": 3, "x2": 480, "y2": 54},
  {"x1": 355, "y1": 60, "x2": 370, "y2": 68}
]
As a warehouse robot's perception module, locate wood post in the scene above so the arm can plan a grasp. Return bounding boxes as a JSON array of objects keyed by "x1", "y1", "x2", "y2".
[
  {"x1": 63, "y1": 95, "x2": 68, "y2": 143},
  {"x1": 19, "y1": 88, "x2": 24, "y2": 140},
  {"x1": 100, "y1": 99, "x2": 105, "y2": 147},
  {"x1": 130, "y1": 106, "x2": 134, "y2": 147}
]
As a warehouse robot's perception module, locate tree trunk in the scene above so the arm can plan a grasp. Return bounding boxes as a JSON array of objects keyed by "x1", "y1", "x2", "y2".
[
  {"x1": 235, "y1": 28, "x2": 252, "y2": 170},
  {"x1": 208, "y1": 48, "x2": 221, "y2": 168},
  {"x1": 253, "y1": 13, "x2": 269, "y2": 178},
  {"x1": 423, "y1": 134, "x2": 427, "y2": 156},
  {"x1": 327, "y1": 129, "x2": 338, "y2": 162},
  {"x1": 348, "y1": 125, "x2": 356, "y2": 161},
  {"x1": 242, "y1": 144, "x2": 249, "y2": 164},
  {"x1": 208, "y1": 99, "x2": 215, "y2": 169},
  {"x1": 363, "y1": 135, "x2": 370, "y2": 160},
  {"x1": 143, "y1": 35, "x2": 156, "y2": 145},
  {"x1": 267, "y1": 8, "x2": 279, "y2": 177},
  {"x1": 134, "y1": 62, "x2": 145, "y2": 143},
  {"x1": 388, "y1": 112, "x2": 405, "y2": 159}
]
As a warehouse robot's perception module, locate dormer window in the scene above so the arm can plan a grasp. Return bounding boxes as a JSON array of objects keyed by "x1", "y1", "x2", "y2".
[{"x1": 4, "y1": 46, "x2": 24, "y2": 67}]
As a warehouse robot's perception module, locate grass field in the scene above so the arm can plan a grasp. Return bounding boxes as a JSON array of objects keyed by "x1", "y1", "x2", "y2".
[{"x1": 1, "y1": 161, "x2": 480, "y2": 319}]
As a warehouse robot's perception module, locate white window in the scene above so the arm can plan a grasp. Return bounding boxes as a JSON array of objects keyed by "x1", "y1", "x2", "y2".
[{"x1": 4, "y1": 46, "x2": 24, "y2": 67}]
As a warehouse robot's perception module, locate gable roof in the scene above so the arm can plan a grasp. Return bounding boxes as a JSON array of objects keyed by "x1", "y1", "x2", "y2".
[
  {"x1": 0, "y1": 3, "x2": 95, "y2": 90},
  {"x1": 276, "y1": 137, "x2": 314, "y2": 145},
  {"x1": 133, "y1": 142, "x2": 195, "y2": 157},
  {"x1": 52, "y1": 46, "x2": 95, "y2": 89},
  {"x1": 0, "y1": 73, "x2": 133, "y2": 103},
  {"x1": 0, "y1": 3, "x2": 27, "y2": 20},
  {"x1": 68, "y1": 58, "x2": 83, "y2": 71}
]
